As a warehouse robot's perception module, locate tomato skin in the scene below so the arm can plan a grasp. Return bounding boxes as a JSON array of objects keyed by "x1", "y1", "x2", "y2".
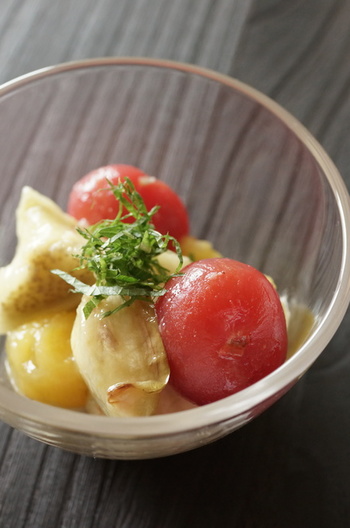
[
  {"x1": 155, "y1": 258, "x2": 288, "y2": 405},
  {"x1": 67, "y1": 165, "x2": 145, "y2": 225},
  {"x1": 67, "y1": 164, "x2": 189, "y2": 240}
]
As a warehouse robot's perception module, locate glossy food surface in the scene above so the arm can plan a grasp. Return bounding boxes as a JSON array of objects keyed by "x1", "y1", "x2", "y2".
[
  {"x1": 67, "y1": 164, "x2": 190, "y2": 241},
  {"x1": 0, "y1": 59, "x2": 349, "y2": 463},
  {"x1": 1, "y1": 4, "x2": 350, "y2": 528},
  {"x1": 156, "y1": 258, "x2": 288, "y2": 404}
]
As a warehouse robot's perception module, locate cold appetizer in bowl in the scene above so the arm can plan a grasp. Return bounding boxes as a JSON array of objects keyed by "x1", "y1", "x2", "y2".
[{"x1": 0, "y1": 164, "x2": 290, "y2": 418}]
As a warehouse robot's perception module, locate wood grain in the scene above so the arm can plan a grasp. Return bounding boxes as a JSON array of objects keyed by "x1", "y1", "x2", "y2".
[
  {"x1": 1, "y1": 1, "x2": 350, "y2": 527},
  {"x1": 231, "y1": 2, "x2": 350, "y2": 527}
]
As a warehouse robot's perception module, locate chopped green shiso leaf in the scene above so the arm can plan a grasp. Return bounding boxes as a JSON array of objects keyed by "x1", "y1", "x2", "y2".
[{"x1": 52, "y1": 178, "x2": 183, "y2": 318}]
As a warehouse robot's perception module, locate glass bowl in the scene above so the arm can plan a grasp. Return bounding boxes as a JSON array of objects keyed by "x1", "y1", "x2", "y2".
[{"x1": 0, "y1": 57, "x2": 349, "y2": 460}]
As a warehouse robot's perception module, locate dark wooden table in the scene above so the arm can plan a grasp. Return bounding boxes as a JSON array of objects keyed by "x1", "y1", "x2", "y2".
[{"x1": 1, "y1": 1, "x2": 350, "y2": 526}]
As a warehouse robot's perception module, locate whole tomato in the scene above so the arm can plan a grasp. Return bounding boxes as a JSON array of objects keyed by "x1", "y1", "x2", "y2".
[
  {"x1": 155, "y1": 258, "x2": 288, "y2": 405},
  {"x1": 67, "y1": 164, "x2": 189, "y2": 241}
]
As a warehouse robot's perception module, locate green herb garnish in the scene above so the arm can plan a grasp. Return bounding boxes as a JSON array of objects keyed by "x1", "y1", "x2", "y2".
[{"x1": 52, "y1": 178, "x2": 183, "y2": 318}]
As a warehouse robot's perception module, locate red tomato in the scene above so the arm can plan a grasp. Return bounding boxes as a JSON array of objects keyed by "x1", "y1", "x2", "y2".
[
  {"x1": 155, "y1": 258, "x2": 288, "y2": 405},
  {"x1": 67, "y1": 164, "x2": 189, "y2": 241}
]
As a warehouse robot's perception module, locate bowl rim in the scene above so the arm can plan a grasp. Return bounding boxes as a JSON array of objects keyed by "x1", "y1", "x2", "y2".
[{"x1": 1, "y1": 56, "x2": 350, "y2": 439}]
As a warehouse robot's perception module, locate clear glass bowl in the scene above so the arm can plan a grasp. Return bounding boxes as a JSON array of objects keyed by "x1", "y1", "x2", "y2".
[{"x1": 0, "y1": 57, "x2": 349, "y2": 459}]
